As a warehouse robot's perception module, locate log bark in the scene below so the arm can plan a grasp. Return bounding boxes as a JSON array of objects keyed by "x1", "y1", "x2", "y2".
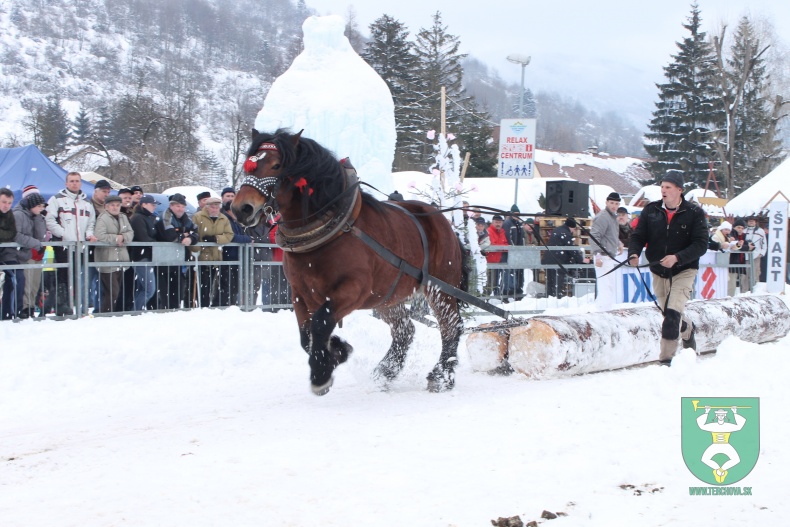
[{"x1": 466, "y1": 295, "x2": 790, "y2": 379}]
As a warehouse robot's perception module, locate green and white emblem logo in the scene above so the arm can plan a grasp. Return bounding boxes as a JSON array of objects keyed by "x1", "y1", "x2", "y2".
[{"x1": 681, "y1": 398, "x2": 760, "y2": 485}]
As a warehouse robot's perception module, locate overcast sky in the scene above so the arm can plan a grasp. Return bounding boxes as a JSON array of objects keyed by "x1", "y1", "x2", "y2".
[{"x1": 304, "y1": 0, "x2": 790, "y2": 129}]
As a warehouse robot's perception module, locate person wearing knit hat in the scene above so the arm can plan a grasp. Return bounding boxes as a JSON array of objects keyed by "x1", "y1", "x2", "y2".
[
  {"x1": 22, "y1": 185, "x2": 39, "y2": 198},
  {"x1": 628, "y1": 169, "x2": 708, "y2": 365},
  {"x1": 709, "y1": 221, "x2": 732, "y2": 251},
  {"x1": 25, "y1": 193, "x2": 46, "y2": 209},
  {"x1": 661, "y1": 172, "x2": 684, "y2": 189},
  {"x1": 590, "y1": 190, "x2": 624, "y2": 309},
  {"x1": 10, "y1": 190, "x2": 47, "y2": 319},
  {"x1": 221, "y1": 187, "x2": 236, "y2": 205}
]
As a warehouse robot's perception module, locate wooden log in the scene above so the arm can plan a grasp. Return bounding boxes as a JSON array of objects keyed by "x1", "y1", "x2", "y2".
[
  {"x1": 465, "y1": 323, "x2": 509, "y2": 372},
  {"x1": 466, "y1": 295, "x2": 790, "y2": 379}
]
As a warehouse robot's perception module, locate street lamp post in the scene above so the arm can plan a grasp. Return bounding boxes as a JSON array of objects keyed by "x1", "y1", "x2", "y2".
[{"x1": 506, "y1": 53, "x2": 531, "y2": 206}]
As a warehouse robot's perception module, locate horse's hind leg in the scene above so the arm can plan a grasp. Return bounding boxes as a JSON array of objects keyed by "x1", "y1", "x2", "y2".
[
  {"x1": 308, "y1": 300, "x2": 353, "y2": 396},
  {"x1": 425, "y1": 289, "x2": 463, "y2": 392},
  {"x1": 372, "y1": 302, "x2": 415, "y2": 385}
]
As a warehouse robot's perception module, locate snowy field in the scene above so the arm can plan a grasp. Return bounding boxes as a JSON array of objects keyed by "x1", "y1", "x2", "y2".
[{"x1": 1, "y1": 296, "x2": 789, "y2": 526}]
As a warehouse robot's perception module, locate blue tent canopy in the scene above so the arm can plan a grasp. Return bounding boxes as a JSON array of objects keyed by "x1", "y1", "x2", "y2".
[{"x1": 0, "y1": 145, "x2": 96, "y2": 202}]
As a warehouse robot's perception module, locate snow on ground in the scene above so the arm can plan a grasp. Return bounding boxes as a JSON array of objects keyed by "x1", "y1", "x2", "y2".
[{"x1": 1, "y1": 297, "x2": 789, "y2": 526}]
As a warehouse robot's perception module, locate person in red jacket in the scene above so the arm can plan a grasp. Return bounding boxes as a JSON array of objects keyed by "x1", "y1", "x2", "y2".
[{"x1": 486, "y1": 215, "x2": 507, "y2": 297}]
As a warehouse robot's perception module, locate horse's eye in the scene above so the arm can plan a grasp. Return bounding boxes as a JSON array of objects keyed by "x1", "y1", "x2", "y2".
[{"x1": 272, "y1": 163, "x2": 281, "y2": 170}]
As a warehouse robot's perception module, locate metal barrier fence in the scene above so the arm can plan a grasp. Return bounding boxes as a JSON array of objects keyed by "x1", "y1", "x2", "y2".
[{"x1": 1, "y1": 242, "x2": 758, "y2": 320}]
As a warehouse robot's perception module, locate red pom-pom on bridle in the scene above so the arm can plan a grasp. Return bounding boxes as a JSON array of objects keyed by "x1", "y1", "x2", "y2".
[
  {"x1": 243, "y1": 158, "x2": 258, "y2": 173},
  {"x1": 243, "y1": 142, "x2": 280, "y2": 174}
]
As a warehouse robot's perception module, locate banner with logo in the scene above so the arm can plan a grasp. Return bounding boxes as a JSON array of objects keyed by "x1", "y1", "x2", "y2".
[
  {"x1": 613, "y1": 251, "x2": 728, "y2": 303},
  {"x1": 497, "y1": 119, "x2": 536, "y2": 179}
]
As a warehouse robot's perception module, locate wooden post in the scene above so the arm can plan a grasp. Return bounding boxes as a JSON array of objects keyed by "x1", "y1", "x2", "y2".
[
  {"x1": 460, "y1": 152, "x2": 471, "y2": 182},
  {"x1": 440, "y1": 86, "x2": 446, "y2": 192},
  {"x1": 440, "y1": 86, "x2": 446, "y2": 136}
]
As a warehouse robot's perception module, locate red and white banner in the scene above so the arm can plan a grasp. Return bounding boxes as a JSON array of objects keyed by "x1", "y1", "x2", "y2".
[{"x1": 615, "y1": 251, "x2": 728, "y2": 303}]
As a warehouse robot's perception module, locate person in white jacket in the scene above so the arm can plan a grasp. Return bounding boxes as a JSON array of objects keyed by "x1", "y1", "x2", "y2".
[
  {"x1": 590, "y1": 192, "x2": 624, "y2": 309},
  {"x1": 743, "y1": 215, "x2": 767, "y2": 288},
  {"x1": 45, "y1": 172, "x2": 97, "y2": 315}
]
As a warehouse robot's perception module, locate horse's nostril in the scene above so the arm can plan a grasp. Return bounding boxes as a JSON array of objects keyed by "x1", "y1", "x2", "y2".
[{"x1": 241, "y1": 204, "x2": 253, "y2": 216}]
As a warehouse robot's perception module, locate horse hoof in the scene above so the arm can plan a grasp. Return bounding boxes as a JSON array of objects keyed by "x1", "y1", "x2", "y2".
[
  {"x1": 311, "y1": 377, "x2": 334, "y2": 396},
  {"x1": 426, "y1": 377, "x2": 454, "y2": 393},
  {"x1": 426, "y1": 370, "x2": 455, "y2": 393}
]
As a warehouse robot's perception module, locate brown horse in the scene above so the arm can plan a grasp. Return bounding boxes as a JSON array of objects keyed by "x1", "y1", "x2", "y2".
[{"x1": 231, "y1": 129, "x2": 464, "y2": 395}]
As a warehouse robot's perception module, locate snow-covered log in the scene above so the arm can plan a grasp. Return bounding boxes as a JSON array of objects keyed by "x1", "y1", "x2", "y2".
[{"x1": 466, "y1": 295, "x2": 790, "y2": 379}]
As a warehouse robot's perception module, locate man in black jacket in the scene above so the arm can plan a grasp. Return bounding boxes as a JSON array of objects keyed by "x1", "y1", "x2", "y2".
[
  {"x1": 129, "y1": 195, "x2": 161, "y2": 311},
  {"x1": 628, "y1": 173, "x2": 709, "y2": 365},
  {"x1": 501, "y1": 205, "x2": 525, "y2": 300},
  {"x1": 541, "y1": 218, "x2": 589, "y2": 299},
  {"x1": 156, "y1": 193, "x2": 199, "y2": 308}
]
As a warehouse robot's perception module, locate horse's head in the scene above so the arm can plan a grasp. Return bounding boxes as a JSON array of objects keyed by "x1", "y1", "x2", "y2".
[
  {"x1": 232, "y1": 128, "x2": 346, "y2": 227},
  {"x1": 231, "y1": 129, "x2": 301, "y2": 227}
]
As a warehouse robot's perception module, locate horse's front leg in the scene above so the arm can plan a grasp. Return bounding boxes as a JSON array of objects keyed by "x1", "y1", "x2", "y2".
[
  {"x1": 308, "y1": 300, "x2": 353, "y2": 396},
  {"x1": 293, "y1": 295, "x2": 311, "y2": 354}
]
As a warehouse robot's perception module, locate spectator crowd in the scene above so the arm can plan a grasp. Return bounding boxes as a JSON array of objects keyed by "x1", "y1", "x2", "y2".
[{"x1": 1, "y1": 177, "x2": 288, "y2": 320}]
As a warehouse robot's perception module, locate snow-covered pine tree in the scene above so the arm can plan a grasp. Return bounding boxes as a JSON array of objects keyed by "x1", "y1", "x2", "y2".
[
  {"x1": 727, "y1": 17, "x2": 780, "y2": 192},
  {"x1": 412, "y1": 12, "x2": 473, "y2": 166},
  {"x1": 455, "y1": 105, "x2": 497, "y2": 178},
  {"x1": 512, "y1": 88, "x2": 537, "y2": 119},
  {"x1": 361, "y1": 15, "x2": 423, "y2": 171},
  {"x1": 25, "y1": 95, "x2": 71, "y2": 158},
  {"x1": 644, "y1": 4, "x2": 722, "y2": 188},
  {"x1": 70, "y1": 106, "x2": 92, "y2": 146}
]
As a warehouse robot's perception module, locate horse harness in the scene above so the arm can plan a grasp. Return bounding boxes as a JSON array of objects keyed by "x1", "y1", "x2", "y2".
[
  {"x1": 274, "y1": 158, "x2": 363, "y2": 253},
  {"x1": 243, "y1": 156, "x2": 511, "y2": 320}
]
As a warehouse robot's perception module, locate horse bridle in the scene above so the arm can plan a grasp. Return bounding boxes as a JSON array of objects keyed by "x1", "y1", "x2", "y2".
[
  {"x1": 240, "y1": 141, "x2": 362, "y2": 228},
  {"x1": 239, "y1": 141, "x2": 282, "y2": 223}
]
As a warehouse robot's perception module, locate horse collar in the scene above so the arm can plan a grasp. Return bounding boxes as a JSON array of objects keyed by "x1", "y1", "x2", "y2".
[{"x1": 275, "y1": 163, "x2": 362, "y2": 253}]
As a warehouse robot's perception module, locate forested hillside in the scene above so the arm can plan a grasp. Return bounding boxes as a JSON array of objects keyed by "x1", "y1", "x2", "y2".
[{"x1": 2, "y1": 0, "x2": 656, "y2": 190}]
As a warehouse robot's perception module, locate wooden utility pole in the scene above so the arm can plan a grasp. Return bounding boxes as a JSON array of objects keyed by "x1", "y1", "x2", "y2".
[
  {"x1": 440, "y1": 86, "x2": 446, "y2": 191},
  {"x1": 440, "y1": 86, "x2": 446, "y2": 136},
  {"x1": 460, "y1": 152, "x2": 471, "y2": 182}
]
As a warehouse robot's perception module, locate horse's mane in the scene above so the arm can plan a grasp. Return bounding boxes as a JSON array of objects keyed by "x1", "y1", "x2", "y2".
[{"x1": 248, "y1": 129, "x2": 347, "y2": 214}]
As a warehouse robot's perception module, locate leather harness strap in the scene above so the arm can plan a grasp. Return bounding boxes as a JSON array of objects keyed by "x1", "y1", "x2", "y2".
[{"x1": 349, "y1": 207, "x2": 512, "y2": 320}]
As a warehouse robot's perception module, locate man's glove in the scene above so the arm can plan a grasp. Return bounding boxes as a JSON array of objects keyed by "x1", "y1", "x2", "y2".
[{"x1": 202, "y1": 235, "x2": 217, "y2": 243}]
